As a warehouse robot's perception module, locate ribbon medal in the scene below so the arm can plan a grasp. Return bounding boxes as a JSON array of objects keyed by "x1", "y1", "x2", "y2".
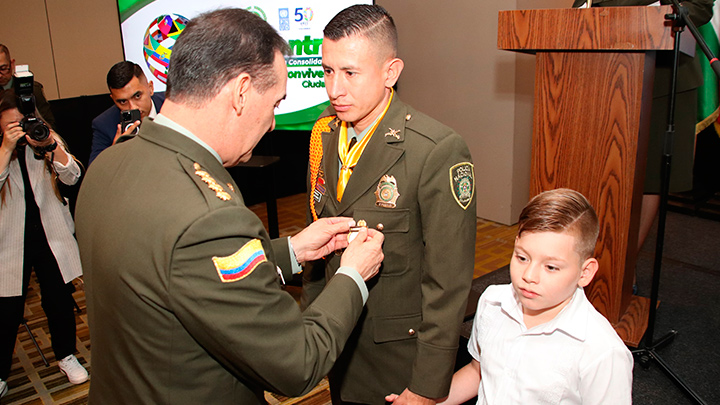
[{"x1": 314, "y1": 168, "x2": 326, "y2": 203}]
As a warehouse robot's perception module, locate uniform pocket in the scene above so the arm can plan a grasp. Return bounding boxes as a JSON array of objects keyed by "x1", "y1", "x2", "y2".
[
  {"x1": 353, "y1": 208, "x2": 410, "y2": 276},
  {"x1": 373, "y1": 313, "x2": 421, "y2": 343}
]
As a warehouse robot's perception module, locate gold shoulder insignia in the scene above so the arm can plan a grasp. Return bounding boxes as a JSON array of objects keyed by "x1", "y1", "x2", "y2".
[{"x1": 193, "y1": 162, "x2": 232, "y2": 201}]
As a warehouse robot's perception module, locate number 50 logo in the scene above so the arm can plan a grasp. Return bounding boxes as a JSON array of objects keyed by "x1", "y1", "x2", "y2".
[{"x1": 294, "y1": 7, "x2": 314, "y2": 22}]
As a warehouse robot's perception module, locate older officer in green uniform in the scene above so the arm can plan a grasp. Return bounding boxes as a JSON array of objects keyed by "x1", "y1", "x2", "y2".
[
  {"x1": 303, "y1": 5, "x2": 477, "y2": 404},
  {"x1": 74, "y1": 9, "x2": 384, "y2": 405}
]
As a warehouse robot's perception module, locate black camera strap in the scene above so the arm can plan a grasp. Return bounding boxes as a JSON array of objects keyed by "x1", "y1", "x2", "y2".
[{"x1": 16, "y1": 146, "x2": 44, "y2": 230}]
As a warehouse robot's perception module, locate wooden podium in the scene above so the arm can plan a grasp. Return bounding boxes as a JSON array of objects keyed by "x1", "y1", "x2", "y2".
[{"x1": 498, "y1": 6, "x2": 675, "y2": 346}]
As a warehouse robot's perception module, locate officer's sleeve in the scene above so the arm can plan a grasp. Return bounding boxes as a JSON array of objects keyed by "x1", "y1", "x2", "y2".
[
  {"x1": 410, "y1": 133, "x2": 477, "y2": 399},
  {"x1": 169, "y1": 206, "x2": 364, "y2": 396},
  {"x1": 270, "y1": 236, "x2": 295, "y2": 282}
]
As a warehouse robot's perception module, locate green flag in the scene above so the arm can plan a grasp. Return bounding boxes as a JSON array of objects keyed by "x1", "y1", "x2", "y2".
[{"x1": 696, "y1": 5, "x2": 720, "y2": 134}]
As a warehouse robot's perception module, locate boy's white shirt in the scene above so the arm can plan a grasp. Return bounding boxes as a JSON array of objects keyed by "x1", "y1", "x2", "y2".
[{"x1": 468, "y1": 284, "x2": 633, "y2": 405}]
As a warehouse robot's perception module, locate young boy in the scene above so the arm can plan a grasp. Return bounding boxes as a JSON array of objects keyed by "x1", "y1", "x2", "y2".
[{"x1": 433, "y1": 188, "x2": 633, "y2": 404}]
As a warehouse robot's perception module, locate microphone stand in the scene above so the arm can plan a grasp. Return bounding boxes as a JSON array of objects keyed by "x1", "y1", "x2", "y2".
[{"x1": 630, "y1": 2, "x2": 719, "y2": 404}]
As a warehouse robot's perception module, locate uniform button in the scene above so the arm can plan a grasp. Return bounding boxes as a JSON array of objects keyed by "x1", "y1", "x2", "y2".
[
  {"x1": 376, "y1": 223, "x2": 384, "y2": 231},
  {"x1": 408, "y1": 328, "x2": 416, "y2": 336},
  {"x1": 405, "y1": 114, "x2": 412, "y2": 121}
]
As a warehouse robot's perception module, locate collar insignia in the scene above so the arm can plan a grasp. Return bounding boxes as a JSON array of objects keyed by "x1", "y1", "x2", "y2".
[{"x1": 384, "y1": 128, "x2": 401, "y2": 140}]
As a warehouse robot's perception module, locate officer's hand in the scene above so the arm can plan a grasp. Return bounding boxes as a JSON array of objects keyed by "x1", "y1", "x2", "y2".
[
  {"x1": 340, "y1": 227, "x2": 384, "y2": 281},
  {"x1": 290, "y1": 217, "x2": 353, "y2": 263}
]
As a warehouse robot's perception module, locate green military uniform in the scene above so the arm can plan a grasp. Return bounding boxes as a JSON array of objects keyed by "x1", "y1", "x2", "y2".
[
  {"x1": 303, "y1": 96, "x2": 477, "y2": 403},
  {"x1": 75, "y1": 119, "x2": 366, "y2": 405},
  {"x1": 573, "y1": 0, "x2": 714, "y2": 192}
]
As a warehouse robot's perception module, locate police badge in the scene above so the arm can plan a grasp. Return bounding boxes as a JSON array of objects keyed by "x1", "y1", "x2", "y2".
[
  {"x1": 375, "y1": 174, "x2": 399, "y2": 208},
  {"x1": 450, "y1": 162, "x2": 474, "y2": 210}
]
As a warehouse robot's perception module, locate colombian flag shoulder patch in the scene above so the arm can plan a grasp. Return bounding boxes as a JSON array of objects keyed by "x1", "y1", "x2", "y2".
[{"x1": 212, "y1": 239, "x2": 267, "y2": 283}]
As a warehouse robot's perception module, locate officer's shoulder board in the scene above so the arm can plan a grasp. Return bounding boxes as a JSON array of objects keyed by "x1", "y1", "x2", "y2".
[
  {"x1": 180, "y1": 157, "x2": 234, "y2": 205},
  {"x1": 402, "y1": 107, "x2": 456, "y2": 144}
]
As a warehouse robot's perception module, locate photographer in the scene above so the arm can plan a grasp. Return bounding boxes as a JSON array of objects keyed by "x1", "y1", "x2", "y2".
[
  {"x1": 0, "y1": 89, "x2": 87, "y2": 398},
  {"x1": 89, "y1": 61, "x2": 164, "y2": 165}
]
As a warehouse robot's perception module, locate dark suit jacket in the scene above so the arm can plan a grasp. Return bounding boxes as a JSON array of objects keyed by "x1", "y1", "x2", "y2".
[
  {"x1": 88, "y1": 92, "x2": 165, "y2": 165},
  {"x1": 33, "y1": 81, "x2": 57, "y2": 131},
  {"x1": 75, "y1": 119, "x2": 366, "y2": 405},
  {"x1": 302, "y1": 96, "x2": 477, "y2": 402}
]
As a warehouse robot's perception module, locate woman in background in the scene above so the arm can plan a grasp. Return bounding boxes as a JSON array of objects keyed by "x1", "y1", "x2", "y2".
[{"x1": 0, "y1": 90, "x2": 87, "y2": 398}]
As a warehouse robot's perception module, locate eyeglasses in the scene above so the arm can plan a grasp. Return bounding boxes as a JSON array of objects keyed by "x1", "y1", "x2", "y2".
[{"x1": 0, "y1": 65, "x2": 10, "y2": 73}]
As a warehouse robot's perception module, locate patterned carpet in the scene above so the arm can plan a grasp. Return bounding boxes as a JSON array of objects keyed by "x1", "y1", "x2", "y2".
[{"x1": 2, "y1": 193, "x2": 515, "y2": 405}]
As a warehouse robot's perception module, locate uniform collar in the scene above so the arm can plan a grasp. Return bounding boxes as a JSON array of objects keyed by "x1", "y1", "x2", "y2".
[
  {"x1": 323, "y1": 96, "x2": 407, "y2": 213},
  {"x1": 153, "y1": 113, "x2": 222, "y2": 164}
]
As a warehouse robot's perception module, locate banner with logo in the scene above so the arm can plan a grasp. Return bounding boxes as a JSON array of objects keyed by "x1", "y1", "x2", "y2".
[{"x1": 116, "y1": 0, "x2": 371, "y2": 130}]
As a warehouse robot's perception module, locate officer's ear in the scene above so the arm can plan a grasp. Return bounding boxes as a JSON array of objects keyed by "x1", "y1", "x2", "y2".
[
  {"x1": 231, "y1": 73, "x2": 252, "y2": 116},
  {"x1": 385, "y1": 58, "x2": 404, "y2": 89}
]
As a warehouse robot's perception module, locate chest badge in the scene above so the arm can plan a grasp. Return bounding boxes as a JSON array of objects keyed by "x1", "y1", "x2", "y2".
[{"x1": 375, "y1": 174, "x2": 399, "y2": 208}]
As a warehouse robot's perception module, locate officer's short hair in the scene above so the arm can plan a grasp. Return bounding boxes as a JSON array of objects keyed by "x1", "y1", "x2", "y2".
[{"x1": 324, "y1": 5, "x2": 398, "y2": 59}]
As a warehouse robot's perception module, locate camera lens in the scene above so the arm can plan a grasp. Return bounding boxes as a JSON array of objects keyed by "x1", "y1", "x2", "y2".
[{"x1": 21, "y1": 117, "x2": 50, "y2": 141}]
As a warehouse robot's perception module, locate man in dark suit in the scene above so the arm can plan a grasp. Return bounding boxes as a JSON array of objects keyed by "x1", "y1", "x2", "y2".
[
  {"x1": 572, "y1": 0, "x2": 713, "y2": 263},
  {"x1": 303, "y1": 5, "x2": 477, "y2": 404},
  {"x1": 74, "y1": 9, "x2": 384, "y2": 405},
  {"x1": 89, "y1": 61, "x2": 165, "y2": 165}
]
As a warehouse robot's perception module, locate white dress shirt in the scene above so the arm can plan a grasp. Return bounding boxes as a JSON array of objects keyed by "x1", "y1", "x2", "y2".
[{"x1": 468, "y1": 284, "x2": 633, "y2": 405}]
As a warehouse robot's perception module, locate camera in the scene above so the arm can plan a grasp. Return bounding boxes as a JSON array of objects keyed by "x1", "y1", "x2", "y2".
[
  {"x1": 120, "y1": 109, "x2": 142, "y2": 135},
  {"x1": 13, "y1": 67, "x2": 50, "y2": 142}
]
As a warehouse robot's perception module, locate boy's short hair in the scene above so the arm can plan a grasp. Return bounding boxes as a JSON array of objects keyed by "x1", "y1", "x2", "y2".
[{"x1": 517, "y1": 188, "x2": 599, "y2": 260}]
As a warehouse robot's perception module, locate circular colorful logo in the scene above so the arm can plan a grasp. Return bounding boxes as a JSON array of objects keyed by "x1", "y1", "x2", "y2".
[
  {"x1": 246, "y1": 6, "x2": 267, "y2": 21},
  {"x1": 143, "y1": 13, "x2": 189, "y2": 84}
]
